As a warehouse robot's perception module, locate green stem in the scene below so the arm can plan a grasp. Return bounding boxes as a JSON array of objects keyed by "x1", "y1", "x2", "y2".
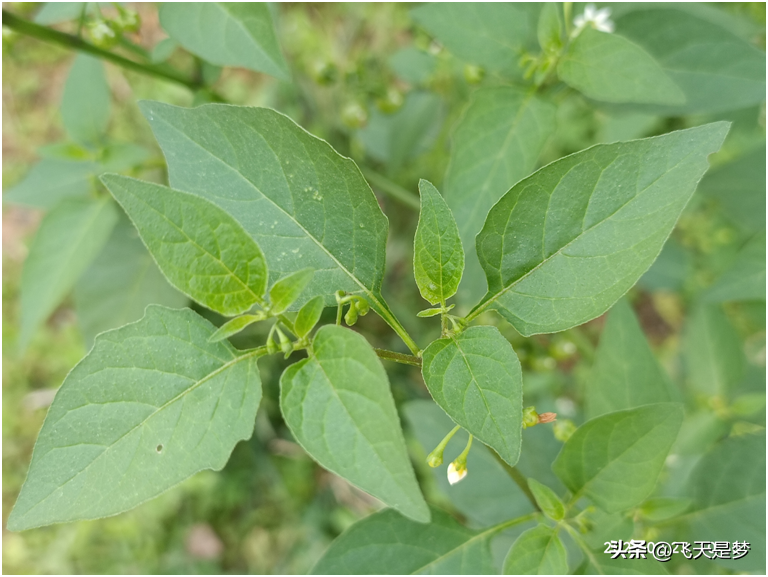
[
  {"x1": 487, "y1": 512, "x2": 540, "y2": 537},
  {"x1": 361, "y1": 167, "x2": 419, "y2": 210},
  {"x1": 373, "y1": 348, "x2": 422, "y2": 367},
  {"x1": 562, "y1": 523, "x2": 602, "y2": 573},
  {"x1": 2, "y1": 10, "x2": 215, "y2": 95},
  {"x1": 488, "y1": 448, "x2": 541, "y2": 512}
]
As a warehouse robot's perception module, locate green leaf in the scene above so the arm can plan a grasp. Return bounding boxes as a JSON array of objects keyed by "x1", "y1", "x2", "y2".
[
  {"x1": 158, "y1": 3, "x2": 289, "y2": 81},
  {"x1": 422, "y1": 326, "x2": 523, "y2": 466},
  {"x1": 638, "y1": 497, "x2": 692, "y2": 522},
  {"x1": 552, "y1": 403, "x2": 684, "y2": 513},
  {"x1": 682, "y1": 304, "x2": 745, "y2": 396},
  {"x1": 34, "y1": 2, "x2": 91, "y2": 25},
  {"x1": 416, "y1": 306, "x2": 444, "y2": 318},
  {"x1": 73, "y1": 215, "x2": 187, "y2": 349},
  {"x1": 537, "y1": 3, "x2": 563, "y2": 53},
  {"x1": 7, "y1": 306, "x2": 262, "y2": 531},
  {"x1": 682, "y1": 432, "x2": 766, "y2": 572},
  {"x1": 19, "y1": 197, "x2": 118, "y2": 351},
  {"x1": 269, "y1": 268, "x2": 314, "y2": 314},
  {"x1": 61, "y1": 54, "x2": 111, "y2": 146},
  {"x1": 280, "y1": 325, "x2": 429, "y2": 523},
  {"x1": 388, "y1": 47, "x2": 436, "y2": 85},
  {"x1": 527, "y1": 479, "x2": 564, "y2": 521},
  {"x1": 3, "y1": 158, "x2": 98, "y2": 208},
  {"x1": 150, "y1": 38, "x2": 178, "y2": 64},
  {"x1": 705, "y1": 231, "x2": 766, "y2": 302},
  {"x1": 586, "y1": 299, "x2": 673, "y2": 419},
  {"x1": 102, "y1": 174, "x2": 268, "y2": 317},
  {"x1": 312, "y1": 507, "x2": 497, "y2": 575},
  {"x1": 294, "y1": 295, "x2": 324, "y2": 338},
  {"x1": 614, "y1": 5, "x2": 766, "y2": 114},
  {"x1": 472, "y1": 122, "x2": 729, "y2": 336},
  {"x1": 558, "y1": 28, "x2": 684, "y2": 105},
  {"x1": 443, "y1": 88, "x2": 556, "y2": 304},
  {"x1": 414, "y1": 180, "x2": 464, "y2": 305},
  {"x1": 576, "y1": 550, "x2": 668, "y2": 575},
  {"x1": 208, "y1": 314, "x2": 264, "y2": 343},
  {"x1": 410, "y1": 3, "x2": 538, "y2": 75},
  {"x1": 139, "y1": 102, "x2": 410, "y2": 348},
  {"x1": 503, "y1": 525, "x2": 568, "y2": 575}
]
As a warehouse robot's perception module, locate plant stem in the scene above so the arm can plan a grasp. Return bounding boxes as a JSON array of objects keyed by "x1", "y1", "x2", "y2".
[
  {"x1": 2, "y1": 10, "x2": 215, "y2": 96},
  {"x1": 361, "y1": 167, "x2": 419, "y2": 210},
  {"x1": 489, "y1": 511, "x2": 541, "y2": 535},
  {"x1": 562, "y1": 523, "x2": 602, "y2": 571},
  {"x1": 373, "y1": 348, "x2": 422, "y2": 366},
  {"x1": 488, "y1": 448, "x2": 541, "y2": 512}
]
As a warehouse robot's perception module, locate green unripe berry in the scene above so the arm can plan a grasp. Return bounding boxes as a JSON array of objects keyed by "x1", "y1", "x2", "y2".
[{"x1": 86, "y1": 20, "x2": 119, "y2": 49}]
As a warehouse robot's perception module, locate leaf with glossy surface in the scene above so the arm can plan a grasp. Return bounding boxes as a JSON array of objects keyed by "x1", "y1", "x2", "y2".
[
  {"x1": 503, "y1": 525, "x2": 568, "y2": 575},
  {"x1": 159, "y1": 3, "x2": 289, "y2": 80},
  {"x1": 294, "y1": 295, "x2": 324, "y2": 338},
  {"x1": 472, "y1": 122, "x2": 728, "y2": 336},
  {"x1": 7, "y1": 306, "x2": 262, "y2": 531},
  {"x1": 558, "y1": 28, "x2": 684, "y2": 105},
  {"x1": 682, "y1": 432, "x2": 766, "y2": 571},
  {"x1": 73, "y1": 216, "x2": 186, "y2": 349},
  {"x1": 20, "y1": 197, "x2": 118, "y2": 351},
  {"x1": 704, "y1": 231, "x2": 766, "y2": 303},
  {"x1": 103, "y1": 174, "x2": 268, "y2": 316},
  {"x1": 444, "y1": 87, "x2": 556, "y2": 304},
  {"x1": 312, "y1": 507, "x2": 496, "y2": 575},
  {"x1": 586, "y1": 299, "x2": 673, "y2": 419},
  {"x1": 528, "y1": 479, "x2": 564, "y2": 521},
  {"x1": 61, "y1": 54, "x2": 111, "y2": 146},
  {"x1": 414, "y1": 180, "x2": 464, "y2": 305},
  {"x1": 269, "y1": 268, "x2": 313, "y2": 314},
  {"x1": 553, "y1": 403, "x2": 684, "y2": 513},
  {"x1": 682, "y1": 304, "x2": 745, "y2": 396},
  {"x1": 422, "y1": 326, "x2": 523, "y2": 466},
  {"x1": 280, "y1": 325, "x2": 429, "y2": 522}
]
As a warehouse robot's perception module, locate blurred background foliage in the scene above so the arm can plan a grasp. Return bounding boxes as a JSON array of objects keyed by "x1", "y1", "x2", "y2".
[{"x1": 2, "y1": 2, "x2": 765, "y2": 574}]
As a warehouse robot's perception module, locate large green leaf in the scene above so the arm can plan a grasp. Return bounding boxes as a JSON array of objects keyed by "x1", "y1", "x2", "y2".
[
  {"x1": 19, "y1": 197, "x2": 118, "y2": 351},
  {"x1": 586, "y1": 299, "x2": 673, "y2": 419},
  {"x1": 471, "y1": 122, "x2": 728, "y2": 336},
  {"x1": 558, "y1": 28, "x2": 684, "y2": 105},
  {"x1": 158, "y1": 3, "x2": 289, "y2": 80},
  {"x1": 139, "y1": 102, "x2": 413, "y2": 349},
  {"x1": 3, "y1": 158, "x2": 98, "y2": 209},
  {"x1": 280, "y1": 325, "x2": 429, "y2": 523},
  {"x1": 613, "y1": 5, "x2": 766, "y2": 114},
  {"x1": 414, "y1": 180, "x2": 464, "y2": 305},
  {"x1": 704, "y1": 231, "x2": 766, "y2": 303},
  {"x1": 421, "y1": 326, "x2": 523, "y2": 466},
  {"x1": 503, "y1": 525, "x2": 568, "y2": 575},
  {"x1": 34, "y1": 2, "x2": 91, "y2": 25},
  {"x1": 410, "y1": 3, "x2": 538, "y2": 75},
  {"x1": 73, "y1": 216, "x2": 187, "y2": 349},
  {"x1": 7, "y1": 306, "x2": 262, "y2": 531},
  {"x1": 61, "y1": 54, "x2": 111, "y2": 146},
  {"x1": 552, "y1": 403, "x2": 684, "y2": 513},
  {"x1": 312, "y1": 507, "x2": 498, "y2": 575},
  {"x1": 682, "y1": 304, "x2": 745, "y2": 397},
  {"x1": 444, "y1": 87, "x2": 556, "y2": 304},
  {"x1": 103, "y1": 174, "x2": 268, "y2": 317},
  {"x1": 682, "y1": 432, "x2": 766, "y2": 572}
]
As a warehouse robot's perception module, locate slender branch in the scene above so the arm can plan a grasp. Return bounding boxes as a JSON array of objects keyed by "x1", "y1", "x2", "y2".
[
  {"x1": 489, "y1": 511, "x2": 540, "y2": 535},
  {"x1": 488, "y1": 448, "x2": 541, "y2": 512},
  {"x1": 361, "y1": 167, "x2": 419, "y2": 210},
  {"x1": 562, "y1": 523, "x2": 603, "y2": 573},
  {"x1": 374, "y1": 348, "x2": 422, "y2": 367}
]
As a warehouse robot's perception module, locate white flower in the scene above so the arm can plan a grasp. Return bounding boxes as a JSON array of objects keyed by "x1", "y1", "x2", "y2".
[
  {"x1": 573, "y1": 4, "x2": 615, "y2": 34},
  {"x1": 447, "y1": 461, "x2": 467, "y2": 485}
]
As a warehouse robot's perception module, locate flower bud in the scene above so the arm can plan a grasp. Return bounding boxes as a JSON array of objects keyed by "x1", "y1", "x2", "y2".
[{"x1": 447, "y1": 461, "x2": 467, "y2": 485}]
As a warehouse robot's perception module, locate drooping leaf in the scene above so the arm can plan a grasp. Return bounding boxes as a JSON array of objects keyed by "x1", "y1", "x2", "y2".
[
  {"x1": 102, "y1": 174, "x2": 268, "y2": 317},
  {"x1": 472, "y1": 122, "x2": 728, "y2": 336},
  {"x1": 3, "y1": 158, "x2": 97, "y2": 209},
  {"x1": 614, "y1": 5, "x2": 766, "y2": 114},
  {"x1": 269, "y1": 268, "x2": 313, "y2": 314},
  {"x1": 552, "y1": 403, "x2": 684, "y2": 513},
  {"x1": 585, "y1": 299, "x2": 674, "y2": 419},
  {"x1": 527, "y1": 479, "x2": 564, "y2": 521},
  {"x1": 158, "y1": 3, "x2": 289, "y2": 80},
  {"x1": 704, "y1": 230, "x2": 766, "y2": 303},
  {"x1": 503, "y1": 525, "x2": 568, "y2": 575},
  {"x1": 312, "y1": 507, "x2": 496, "y2": 575},
  {"x1": 7, "y1": 306, "x2": 262, "y2": 531},
  {"x1": 208, "y1": 314, "x2": 264, "y2": 343},
  {"x1": 73, "y1": 216, "x2": 186, "y2": 349},
  {"x1": 444, "y1": 87, "x2": 556, "y2": 304},
  {"x1": 414, "y1": 180, "x2": 464, "y2": 305},
  {"x1": 139, "y1": 102, "x2": 412, "y2": 349},
  {"x1": 421, "y1": 326, "x2": 523, "y2": 466},
  {"x1": 61, "y1": 54, "x2": 111, "y2": 146},
  {"x1": 557, "y1": 28, "x2": 685, "y2": 105},
  {"x1": 682, "y1": 304, "x2": 745, "y2": 396},
  {"x1": 410, "y1": 3, "x2": 539, "y2": 75},
  {"x1": 294, "y1": 295, "x2": 325, "y2": 338},
  {"x1": 280, "y1": 326, "x2": 429, "y2": 523},
  {"x1": 19, "y1": 197, "x2": 118, "y2": 351},
  {"x1": 681, "y1": 432, "x2": 766, "y2": 572}
]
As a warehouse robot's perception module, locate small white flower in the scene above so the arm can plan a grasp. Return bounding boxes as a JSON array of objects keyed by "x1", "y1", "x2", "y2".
[
  {"x1": 573, "y1": 3, "x2": 615, "y2": 34},
  {"x1": 447, "y1": 461, "x2": 467, "y2": 485}
]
